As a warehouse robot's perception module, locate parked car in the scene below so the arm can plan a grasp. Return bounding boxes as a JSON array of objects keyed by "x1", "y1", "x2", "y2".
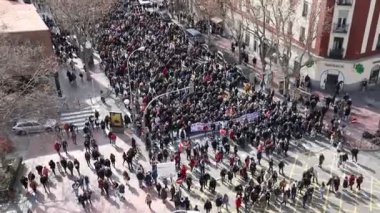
[
  {"x1": 12, "y1": 119, "x2": 58, "y2": 135},
  {"x1": 185, "y1": 28, "x2": 205, "y2": 45}
]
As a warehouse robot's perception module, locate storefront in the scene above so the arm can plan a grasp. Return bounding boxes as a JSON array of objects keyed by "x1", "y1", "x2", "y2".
[{"x1": 301, "y1": 56, "x2": 380, "y2": 92}]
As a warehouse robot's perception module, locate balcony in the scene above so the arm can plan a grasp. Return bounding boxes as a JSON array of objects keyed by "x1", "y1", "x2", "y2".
[
  {"x1": 336, "y1": 0, "x2": 352, "y2": 6},
  {"x1": 329, "y1": 48, "x2": 345, "y2": 59},
  {"x1": 333, "y1": 23, "x2": 349, "y2": 33}
]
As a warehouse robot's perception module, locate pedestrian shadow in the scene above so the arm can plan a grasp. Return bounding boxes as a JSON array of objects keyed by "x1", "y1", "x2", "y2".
[
  {"x1": 114, "y1": 145, "x2": 124, "y2": 153},
  {"x1": 121, "y1": 198, "x2": 137, "y2": 211},
  {"x1": 106, "y1": 197, "x2": 120, "y2": 209},
  {"x1": 47, "y1": 191, "x2": 56, "y2": 201},
  {"x1": 164, "y1": 200, "x2": 175, "y2": 211},
  {"x1": 55, "y1": 175, "x2": 64, "y2": 182},
  {"x1": 128, "y1": 185, "x2": 140, "y2": 196}
]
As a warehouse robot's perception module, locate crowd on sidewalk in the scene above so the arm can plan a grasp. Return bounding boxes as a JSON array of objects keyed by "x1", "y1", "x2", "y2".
[{"x1": 21, "y1": 0, "x2": 370, "y2": 212}]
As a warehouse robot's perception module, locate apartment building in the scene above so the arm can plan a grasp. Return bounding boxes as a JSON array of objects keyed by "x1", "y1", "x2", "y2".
[{"x1": 222, "y1": 0, "x2": 380, "y2": 91}]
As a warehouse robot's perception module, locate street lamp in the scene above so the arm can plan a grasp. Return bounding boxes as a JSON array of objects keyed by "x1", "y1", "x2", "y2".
[{"x1": 127, "y1": 46, "x2": 146, "y2": 126}]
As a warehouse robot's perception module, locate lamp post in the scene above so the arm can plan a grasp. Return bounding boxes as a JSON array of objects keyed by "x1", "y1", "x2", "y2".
[{"x1": 127, "y1": 46, "x2": 146, "y2": 126}]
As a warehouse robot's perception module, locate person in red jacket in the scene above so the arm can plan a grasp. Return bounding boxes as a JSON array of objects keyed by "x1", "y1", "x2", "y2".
[
  {"x1": 54, "y1": 142, "x2": 61, "y2": 156},
  {"x1": 235, "y1": 195, "x2": 242, "y2": 213},
  {"x1": 349, "y1": 174, "x2": 355, "y2": 190}
]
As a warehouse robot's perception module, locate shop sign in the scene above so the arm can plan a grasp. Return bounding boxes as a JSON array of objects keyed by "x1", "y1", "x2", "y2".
[
  {"x1": 325, "y1": 63, "x2": 344, "y2": 68},
  {"x1": 354, "y1": 63, "x2": 364, "y2": 74}
]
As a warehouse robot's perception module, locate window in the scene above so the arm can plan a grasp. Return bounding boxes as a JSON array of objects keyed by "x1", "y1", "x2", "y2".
[
  {"x1": 333, "y1": 37, "x2": 344, "y2": 49},
  {"x1": 377, "y1": 34, "x2": 380, "y2": 49},
  {"x1": 369, "y1": 66, "x2": 380, "y2": 84},
  {"x1": 299, "y1": 27, "x2": 306, "y2": 42},
  {"x1": 245, "y1": 32, "x2": 250, "y2": 46},
  {"x1": 254, "y1": 40, "x2": 258, "y2": 52},
  {"x1": 265, "y1": 10, "x2": 271, "y2": 24},
  {"x1": 302, "y1": 1, "x2": 308, "y2": 17},
  {"x1": 288, "y1": 21, "x2": 293, "y2": 34}
]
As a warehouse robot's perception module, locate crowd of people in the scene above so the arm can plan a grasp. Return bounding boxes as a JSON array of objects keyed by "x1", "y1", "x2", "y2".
[
  {"x1": 22, "y1": 0, "x2": 369, "y2": 212},
  {"x1": 95, "y1": 0, "x2": 366, "y2": 211}
]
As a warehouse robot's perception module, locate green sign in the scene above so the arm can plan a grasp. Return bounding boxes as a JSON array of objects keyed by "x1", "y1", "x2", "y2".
[
  {"x1": 306, "y1": 60, "x2": 314, "y2": 68},
  {"x1": 355, "y1": 63, "x2": 364, "y2": 74}
]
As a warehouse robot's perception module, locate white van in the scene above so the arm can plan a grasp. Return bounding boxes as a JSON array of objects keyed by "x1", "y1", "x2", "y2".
[{"x1": 138, "y1": 0, "x2": 158, "y2": 13}]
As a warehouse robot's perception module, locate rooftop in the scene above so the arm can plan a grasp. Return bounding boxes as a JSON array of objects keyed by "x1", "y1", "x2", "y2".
[{"x1": 0, "y1": 0, "x2": 48, "y2": 33}]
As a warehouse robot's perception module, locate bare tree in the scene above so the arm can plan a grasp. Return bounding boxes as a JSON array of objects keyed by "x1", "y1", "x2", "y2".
[
  {"x1": 270, "y1": 0, "x2": 331, "y2": 94},
  {"x1": 244, "y1": 0, "x2": 279, "y2": 82},
  {"x1": 47, "y1": 0, "x2": 117, "y2": 68},
  {"x1": 0, "y1": 35, "x2": 60, "y2": 132},
  {"x1": 242, "y1": 0, "x2": 331, "y2": 93}
]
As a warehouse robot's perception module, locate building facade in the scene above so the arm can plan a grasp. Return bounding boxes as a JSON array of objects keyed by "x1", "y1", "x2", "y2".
[
  {"x1": 218, "y1": 0, "x2": 380, "y2": 92},
  {"x1": 0, "y1": 0, "x2": 53, "y2": 56}
]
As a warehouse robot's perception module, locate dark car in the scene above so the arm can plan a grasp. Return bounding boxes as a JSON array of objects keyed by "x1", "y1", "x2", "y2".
[{"x1": 185, "y1": 28, "x2": 205, "y2": 45}]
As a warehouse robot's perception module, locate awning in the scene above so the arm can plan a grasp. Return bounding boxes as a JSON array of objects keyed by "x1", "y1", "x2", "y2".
[{"x1": 211, "y1": 17, "x2": 223, "y2": 24}]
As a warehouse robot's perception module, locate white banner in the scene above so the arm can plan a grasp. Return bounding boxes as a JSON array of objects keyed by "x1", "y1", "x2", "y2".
[
  {"x1": 156, "y1": 162, "x2": 176, "y2": 178},
  {"x1": 190, "y1": 111, "x2": 259, "y2": 132}
]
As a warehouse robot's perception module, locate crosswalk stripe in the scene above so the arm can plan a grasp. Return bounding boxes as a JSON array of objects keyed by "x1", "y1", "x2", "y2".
[
  {"x1": 60, "y1": 109, "x2": 94, "y2": 117},
  {"x1": 60, "y1": 108, "x2": 95, "y2": 130}
]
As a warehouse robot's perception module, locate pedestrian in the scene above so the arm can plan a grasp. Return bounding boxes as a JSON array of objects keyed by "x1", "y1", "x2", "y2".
[
  {"x1": 71, "y1": 131, "x2": 77, "y2": 144},
  {"x1": 56, "y1": 161, "x2": 63, "y2": 174},
  {"x1": 302, "y1": 193, "x2": 308, "y2": 208},
  {"x1": 48, "y1": 160, "x2": 56, "y2": 175},
  {"x1": 103, "y1": 180, "x2": 109, "y2": 197},
  {"x1": 42, "y1": 166, "x2": 49, "y2": 178},
  {"x1": 204, "y1": 199, "x2": 212, "y2": 213},
  {"x1": 85, "y1": 151, "x2": 91, "y2": 166},
  {"x1": 30, "y1": 180, "x2": 37, "y2": 193},
  {"x1": 74, "y1": 158, "x2": 80, "y2": 175},
  {"x1": 146, "y1": 194, "x2": 152, "y2": 209},
  {"x1": 20, "y1": 176, "x2": 28, "y2": 191},
  {"x1": 215, "y1": 194, "x2": 223, "y2": 212},
  {"x1": 320, "y1": 182, "x2": 326, "y2": 199},
  {"x1": 223, "y1": 193, "x2": 229, "y2": 210},
  {"x1": 83, "y1": 190, "x2": 93, "y2": 205},
  {"x1": 356, "y1": 174, "x2": 363, "y2": 190},
  {"x1": 36, "y1": 165, "x2": 43, "y2": 176},
  {"x1": 319, "y1": 153, "x2": 325, "y2": 168},
  {"x1": 62, "y1": 140, "x2": 68, "y2": 154},
  {"x1": 351, "y1": 147, "x2": 359, "y2": 163},
  {"x1": 67, "y1": 160, "x2": 74, "y2": 176},
  {"x1": 186, "y1": 175, "x2": 192, "y2": 191},
  {"x1": 110, "y1": 153, "x2": 116, "y2": 167},
  {"x1": 72, "y1": 181, "x2": 80, "y2": 197},
  {"x1": 61, "y1": 158, "x2": 67, "y2": 173},
  {"x1": 118, "y1": 184, "x2": 125, "y2": 200},
  {"x1": 78, "y1": 194, "x2": 86, "y2": 209},
  {"x1": 84, "y1": 175, "x2": 90, "y2": 190},
  {"x1": 279, "y1": 160, "x2": 285, "y2": 175},
  {"x1": 161, "y1": 187, "x2": 168, "y2": 202},
  {"x1": 235, "y1": 195, "x2": 242, "y2": 213},
  {"x1": 349, "y1": 174, "x2": 355, "y2": 190},
  {"x1": 40, "y1": 175, "x2": 49, "y2": 193},
  {"x1": 343, "y1": 176, "x2": 349, "y2": 190}
]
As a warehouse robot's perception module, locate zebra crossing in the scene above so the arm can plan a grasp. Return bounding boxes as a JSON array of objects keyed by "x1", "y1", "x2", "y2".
[{"x1": 60, "y1": 107, "x2": 95, "y2": 130}]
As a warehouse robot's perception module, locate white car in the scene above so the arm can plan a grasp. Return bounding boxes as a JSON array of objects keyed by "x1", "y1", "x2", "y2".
[{"x1": 12, "y1": 119, "x2": 58, "y2": 135}]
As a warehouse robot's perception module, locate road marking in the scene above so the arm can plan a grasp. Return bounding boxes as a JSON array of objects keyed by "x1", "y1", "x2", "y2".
[
  {"x1": 288, "y1": 155, "x2": 299, "y2": 180},
  {"x1": 323, "y1": 153, "x2": 337, "y2": 213},
  {"x1": 370, "y1": 176, "x2": 374, "y2": 211}
]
